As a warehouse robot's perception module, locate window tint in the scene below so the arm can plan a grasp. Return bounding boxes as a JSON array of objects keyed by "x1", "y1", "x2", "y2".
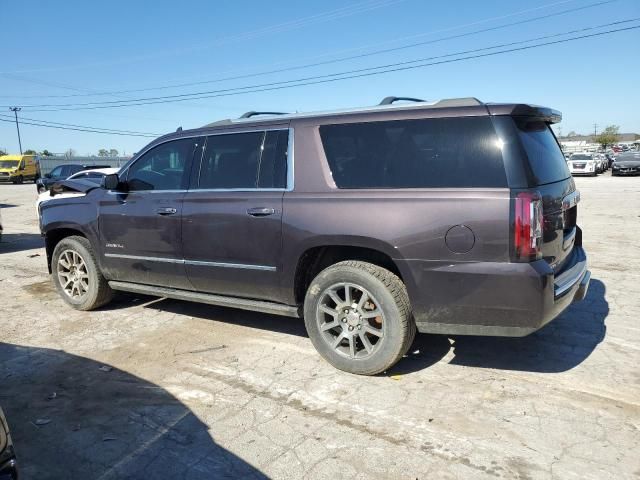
[
  {"x1": 319, "y1": 117, "x2": 506, "y2": 188},
  {"x1": 570, "y1": 154, "x2": 592, "y2": 160},
  {"x1": 258, "y1": 130, "x2": 289, "y2": 188},
  {"x1": 515, "y1": 119, "x2": 570, "y2": 185},
  {"x1": 128, "y1": 137, "x2": 200, "y2": 191},
  {"x1": 195, "y1": 129, "x2": 288, "y2": 190}
]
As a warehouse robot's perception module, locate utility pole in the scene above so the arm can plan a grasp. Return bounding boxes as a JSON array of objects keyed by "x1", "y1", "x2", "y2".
[
  {"x1": 9, "y1": 107, "x2": 22, "y2": 154},
  {"x1": 593, "y1": 123, "x2": 598, "y2": 138}
]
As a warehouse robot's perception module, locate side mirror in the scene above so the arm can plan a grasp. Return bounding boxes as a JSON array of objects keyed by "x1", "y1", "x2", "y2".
[
  {"x1": 102, "y1": 173, "x2": 121, "y2": 190},
  {"x1": 19, "y1": 164, "x2": 25, "y2": 171}
]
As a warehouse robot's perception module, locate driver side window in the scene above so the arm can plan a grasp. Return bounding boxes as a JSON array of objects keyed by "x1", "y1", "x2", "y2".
[{"x1": 127, "y1": 137, "x2": 201, "y2": 191}]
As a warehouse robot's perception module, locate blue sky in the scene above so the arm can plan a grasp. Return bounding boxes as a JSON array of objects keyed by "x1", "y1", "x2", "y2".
[{"x1": 1, "y1": 0, "x2": 638, "y2": 155}]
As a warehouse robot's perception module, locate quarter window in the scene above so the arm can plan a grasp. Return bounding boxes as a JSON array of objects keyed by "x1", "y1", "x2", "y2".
[
  {"x1": 320, "y1": 117, "x2": 507, "y2": 188},
  {"x1": 127, "y1": 137, "x2": 201, "y2": 191}
]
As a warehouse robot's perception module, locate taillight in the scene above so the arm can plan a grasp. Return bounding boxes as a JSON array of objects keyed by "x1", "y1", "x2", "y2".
[{"x1": 513, "y1": 191, "x2": 543, "y2": 262}]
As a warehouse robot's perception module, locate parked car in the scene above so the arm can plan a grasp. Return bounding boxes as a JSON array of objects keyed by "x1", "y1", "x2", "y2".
[
  {"x1": 605, "y1": 153, "x2": 615, "y2": 168},
  {"x1": 38, "y1": 97, "x2": 590, "y2": 375},
  {"x1": 0, "y1": 407, "x2": 18, "y2": 480},
  {"x1": 36, "y1": 168, "x2": 120, "y2": 216},
  {"x1": 0, "y1": 154, "x2": 39, "y2": 184},
  {"x1": 567, "y1": 153, "x2": 598, "y2": 176},
  {"x1": 611, "y1": 152, "x2": 640, "y2": 176},
  {"x1": 36, "y1": 164, "x2": 110, "y2": 193}
]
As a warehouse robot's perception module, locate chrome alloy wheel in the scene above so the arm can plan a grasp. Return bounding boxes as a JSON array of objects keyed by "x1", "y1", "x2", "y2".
[
  {"x1": 57, "y1": 249, "x2": 90, "y2": 300},
  {"x1": 316, "y1": 282, "x2": 385, "y2": 359}
]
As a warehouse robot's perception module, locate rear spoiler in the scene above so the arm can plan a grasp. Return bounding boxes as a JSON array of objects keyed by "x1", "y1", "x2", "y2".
[
  {"x1": 486, "y1": 103, "x2": 562, "y2": 124},
  {"x1": 50, "y1": 179, "x2": 101, "y2": 196}
]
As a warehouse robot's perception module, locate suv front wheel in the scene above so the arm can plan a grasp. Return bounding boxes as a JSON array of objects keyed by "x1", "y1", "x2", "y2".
[
  {"x1": 52, "y1": 235, "x2": 113, "y2": 311},
  {"x1": 304, "y1": 261, "x2": 415, "y2": 375}
]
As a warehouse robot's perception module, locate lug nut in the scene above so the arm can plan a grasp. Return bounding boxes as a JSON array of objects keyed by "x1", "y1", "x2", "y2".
[
  {"x1": 348, "y1": 326, "x2": 354, "y2": 331},
  {"x1": 357, "y1": 325, "x2": 362, "y2": 330},
  {"x1": 341, "y1": 318, "x2": 347, "y2": 322}
]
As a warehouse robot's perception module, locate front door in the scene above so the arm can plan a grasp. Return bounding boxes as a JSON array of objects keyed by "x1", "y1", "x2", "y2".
[
  {"x1": 182, "y1": 128, "x2": 290, "y2": 302},
  {"x1": 98, "y1": 136, "x2": 204, "y2": 288}
]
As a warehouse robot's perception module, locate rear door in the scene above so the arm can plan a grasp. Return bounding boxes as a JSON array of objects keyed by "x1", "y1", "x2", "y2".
[
  {"x1": 181, "y1": 128, "x2": 289, "y2": 301},
  {"x1": 98, "y1": 136, "x2": 203, "y2": 288}
]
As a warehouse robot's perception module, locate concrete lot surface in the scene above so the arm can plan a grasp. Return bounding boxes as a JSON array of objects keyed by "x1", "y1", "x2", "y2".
[{"x1": 1, "y1": 175, "x2": 639, "y2": 479}]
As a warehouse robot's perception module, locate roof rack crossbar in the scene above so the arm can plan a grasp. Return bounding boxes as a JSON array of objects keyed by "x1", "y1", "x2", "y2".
[
  {"x1": 239, "y1": 111, "x2": 289, "y2": 119},
  {"x1": 379, "y1": 96, "x2": 426, "y2": 105}
]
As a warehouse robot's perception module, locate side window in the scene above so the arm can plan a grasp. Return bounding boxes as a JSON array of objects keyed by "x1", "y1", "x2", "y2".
[
  {"x1": 320, "y1": 117, "x2": 506, "y2": 188},
  {"x1": 49, "y1": 166, "x2": 63, "y2": 178},
  {"x1": 258, "y1": 130, "x2": 289, "y2": 188},
  {"x1": 128, "y1": 137, "x2": 201, "y2": 191},
  {"x1": 67, "y1": 165, "x2": 83, "y2": 176},
  {"x1": 197, "y1": 132, "x2": 264, "y2": 189}
]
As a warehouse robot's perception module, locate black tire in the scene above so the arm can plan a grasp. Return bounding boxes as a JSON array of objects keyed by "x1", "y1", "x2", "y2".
[
  {"x1": 303, "y1": 260, "x2": 416, "y2": 375},
  {"x1": 16, "y1": 175, "x2": 23, "y2": 184},
  {"x1": 51, "y1": 235, "x2": 113, "y2": 311},
  {"x1": 38, "y1": 186, "x2": 46, "y2": 194}
]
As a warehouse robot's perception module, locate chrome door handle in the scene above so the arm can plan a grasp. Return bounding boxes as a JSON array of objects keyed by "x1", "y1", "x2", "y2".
[
  {"x1": 156, "y1": 207, "x2": 177, "y2": 215},
  {"x1": 247, "y1": 207, "x2": 275, "y2": 217}
]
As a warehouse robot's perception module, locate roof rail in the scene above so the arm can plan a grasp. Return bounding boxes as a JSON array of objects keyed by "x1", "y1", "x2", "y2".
[
  {"x1": 239, "y1": 111, "x2": 288, "y2": 119},
  {"x1": 433, "y1": 97, "x2": 483, "y2": 107},
  {"x1": 379, "y1": 96, "x2": 426, "y2": 105}
]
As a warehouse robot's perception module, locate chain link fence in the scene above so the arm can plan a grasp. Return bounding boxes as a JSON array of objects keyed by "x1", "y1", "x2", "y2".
[{"x1": 37, "y1": 156, "x2": 131, "y2": 176}]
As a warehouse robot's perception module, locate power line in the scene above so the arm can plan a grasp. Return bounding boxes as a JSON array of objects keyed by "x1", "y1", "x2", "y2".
[
  {"x1": 0, "y1": 113, "x2": 161, "y2": 135},
  {"x1": 0, "y1": 0, "x2": 404, "y2": 76},
  {"x1": 0, "y1": 0, "x2": 609, "y2": 100},
  {"x1": 13, "y1": 19, "x2": 640, "y2": 113},
  {"x1": 0, "y1": 118, "x2": 157, "y2": 137}
]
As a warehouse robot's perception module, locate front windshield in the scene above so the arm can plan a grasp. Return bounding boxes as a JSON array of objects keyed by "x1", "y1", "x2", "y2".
[{"x1": 0, "y1": 160, "x2": 19, "y2": 168}]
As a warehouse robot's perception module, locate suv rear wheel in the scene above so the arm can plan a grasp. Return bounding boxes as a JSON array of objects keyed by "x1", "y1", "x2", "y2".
[
  {"x1": 303, "y1": 261, "x2": 415, "y2": 375},
  {"x1": 52, "y1": 236, "x2": 113, "y2": 311}
]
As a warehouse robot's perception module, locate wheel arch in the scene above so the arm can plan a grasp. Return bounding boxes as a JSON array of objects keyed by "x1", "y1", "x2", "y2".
[
  {"x1": 44, "y1": 227, "x2": 88, "y2": 273},
  {"x1": 291, "y1": 241, "x2": 409, "y2": 305}
]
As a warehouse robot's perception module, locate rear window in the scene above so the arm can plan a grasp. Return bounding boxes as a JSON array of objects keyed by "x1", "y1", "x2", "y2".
[
  {"x1": 571, "y1": 154, "x2": 592, "y2": 160},
  {"x1": 319, "y1": 117, "x2": 507, "y2": 188},
  {"x1": 515, "y1": 119, "x2": 570, "y2": 185}
]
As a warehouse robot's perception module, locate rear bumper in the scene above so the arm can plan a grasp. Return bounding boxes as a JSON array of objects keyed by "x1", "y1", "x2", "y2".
[{"x1": 400, "y1": 246, "x2": 590, "y2": 337}]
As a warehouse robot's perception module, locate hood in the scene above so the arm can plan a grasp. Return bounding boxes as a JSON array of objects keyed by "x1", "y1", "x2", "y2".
[
  {"x1": 50, "y1": 178, "x2": 102, "y2": 195},
  {"x1": 0, "y1": 167, "x2": 18, "y2": 173},
  {"x1": 614, "y1": 159, "x2": 640, "y2": 167}
]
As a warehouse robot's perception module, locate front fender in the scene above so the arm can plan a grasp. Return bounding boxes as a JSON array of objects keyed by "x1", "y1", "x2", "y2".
[{"x1": 40, "y1": 193, "x2": 102, "y2": 273}]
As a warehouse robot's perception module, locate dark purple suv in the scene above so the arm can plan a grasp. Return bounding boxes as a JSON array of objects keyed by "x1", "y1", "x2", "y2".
[{"x1": 39, "y1": 97, "x2": 590, "y2": 375}]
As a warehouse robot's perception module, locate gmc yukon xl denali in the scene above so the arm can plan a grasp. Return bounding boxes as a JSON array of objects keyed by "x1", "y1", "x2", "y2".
[{"x1": 39, "y1": 96, "x2": 590, "y2": 375}]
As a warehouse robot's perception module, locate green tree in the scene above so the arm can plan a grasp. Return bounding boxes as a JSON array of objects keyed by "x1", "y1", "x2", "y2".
[
  {"x1": 41, "y1": 149, "x2": 54, "y2": 156},
  {"x1": 0, "y1": 149, "x2": 7, "y2": 156},
  {"x1": 23, "y1": 149, "x2": 37, "y2": 155},
  {"x1": 594, "y1": 125, "x2": 620, "y2": 149},
  {"x1": 98, "y1": 149, "x2": 109, "y2": 157},
  {"x1": 109, "y1": 148, "x2": 119, "y2": 157}
]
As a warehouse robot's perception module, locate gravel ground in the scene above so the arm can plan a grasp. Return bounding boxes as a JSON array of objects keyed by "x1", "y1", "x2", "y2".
[{"x1": 0, "y1": 174, "x2": 639, "y2": 479}]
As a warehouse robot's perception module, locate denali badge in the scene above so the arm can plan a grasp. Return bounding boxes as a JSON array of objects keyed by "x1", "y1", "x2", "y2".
[{"x1": 105, "y1": 243, "x2": 124, "y2": 249}]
